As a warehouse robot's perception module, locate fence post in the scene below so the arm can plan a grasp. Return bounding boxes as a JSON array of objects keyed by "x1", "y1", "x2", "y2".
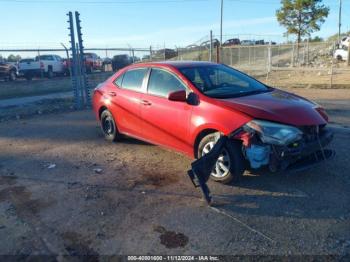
[
  {"x1": 75, "y1": 11, "x2": 90, "y2": 107},
  {"x1": 348, "y1": 40, "x2": 350, "y2": 66},
  {"x1": 306, "y1": 39, "x2": 309, "y2": 65},
  {"x1": 67, "y1": 11, "x2": 81, "y2": 109},
  {"x1": 149, "y1": 46, "x2": 152, "y2": 61},
  {"x1": 209, "y1": 30, "x2": 213, "y2": 62},
  {"x1": 248, "y1": 46, "x2": 251, "y2": 65},
  {"x1": 329, "y1": 60, "x2": 334, "y2": 89},
  {"x1": 238, "y1": 46, "x2": 241, "y2": 66},
  {"x1": 277, "y1": 44, "x2": 280, "y2": 67},
  {"x1": 230, "y1": 47, "x2": 233, "y2": 66},
  {"x1": 291, "y1": 43, "x2": 295, "y2": 67}
]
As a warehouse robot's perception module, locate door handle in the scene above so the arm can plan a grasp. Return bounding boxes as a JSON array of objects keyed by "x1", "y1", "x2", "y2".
[
  {"x1": 141, "y1": 100, "x2": 152, "y2": 106},
  {"x1": 108, "y1": 92, "x2": 117, "y2": 97}
]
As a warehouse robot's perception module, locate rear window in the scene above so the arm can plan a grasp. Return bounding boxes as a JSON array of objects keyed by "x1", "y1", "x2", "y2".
[
  {"x1": 121, "y1": 68, "x2": 148, "y2": 91},
  {"x1": 36, "y1": 55, "x2": 54, "y2": 61},
  {"x1": 20, "y1": 59, "x2": 34, "y2": 63}
]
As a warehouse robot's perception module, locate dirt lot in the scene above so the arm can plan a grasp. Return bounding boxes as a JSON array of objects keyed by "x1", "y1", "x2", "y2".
[{"x1": 0, "y1": 89, "x2": 349, "y2": 258}]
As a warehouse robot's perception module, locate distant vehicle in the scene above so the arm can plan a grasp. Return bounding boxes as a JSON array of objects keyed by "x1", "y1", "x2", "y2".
[
  {"x1": 84, "y1": 53, "x2": 103, "y2": 73},
  {"x1": 112, "y1": 54, "x2": 132, "y2": 71},
  {"x1": 103, "y1": 57, "x2": 112, "y2": 65},
  {"x1": 200, "y1": 39, "x2": 220, "y2": 48},
  {"x1": 334, "y1": 47, "x2": 348, "y2": 61},
  {"x1": 18, "y1": 55, "x2": 64, "y2": 80},
  {"x1": 0, "y1": 60, "x2": 17, "y2": 81},
  {"x1": 241, "y1": 40, "x2": 255, "y2": 46},
  {"x1": 255, "y1": 40, "x2": 265, "y2": 45},
  {"x1": 154, "y1": 49, "x2": 178, "y2": 60},
  {"x1": 186, "y1": 44, "x2": 199, "y2": 50},
  {"x1": 340, "y1": 36, "x2": 350, "y2": 48},
  {"x1": 265, "y1": 41, "x2": 277, "y2": 45},
  {"x1": 142, "y1": 55, "x2": 150, "y2": 61},
  {"x1": 222, "y1": 38, "x2": 241, "y2": 47}
]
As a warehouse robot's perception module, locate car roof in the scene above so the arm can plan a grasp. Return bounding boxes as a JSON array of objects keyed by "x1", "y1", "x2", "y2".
[{"x1": 132, "y1": 61, "x2": 218, "y2": 69}]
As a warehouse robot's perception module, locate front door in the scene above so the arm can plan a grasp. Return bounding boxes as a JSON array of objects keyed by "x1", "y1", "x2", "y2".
[{"x1": 140, "y1": 68, "x2": 193, "y2": 155}]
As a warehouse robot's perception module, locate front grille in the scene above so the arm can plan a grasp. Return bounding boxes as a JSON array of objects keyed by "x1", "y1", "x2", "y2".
[{"x1": 301, "y1": 125, "x2": 324, "y2": 142}]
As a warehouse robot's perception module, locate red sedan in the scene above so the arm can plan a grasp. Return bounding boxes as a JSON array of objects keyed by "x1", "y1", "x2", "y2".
[{"x1": 92, "y1": 61, "x2": 333, "y2": 184}]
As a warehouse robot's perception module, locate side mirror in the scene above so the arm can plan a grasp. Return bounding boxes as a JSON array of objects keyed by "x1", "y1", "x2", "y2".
[{"x1": 168, "y1": 90, "x2": 187, "y2": 102}]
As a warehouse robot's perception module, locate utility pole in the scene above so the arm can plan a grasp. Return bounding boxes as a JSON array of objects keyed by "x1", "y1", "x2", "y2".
[
  {"x1": 219, "y1": 0, "x2": 223, "y2": 63},
  {"x1": 338, "y1": 0, "x2": 342, "y2": 44},
  {"x1": 220, "y1": 0, "x2": 223, "y2": 46}
]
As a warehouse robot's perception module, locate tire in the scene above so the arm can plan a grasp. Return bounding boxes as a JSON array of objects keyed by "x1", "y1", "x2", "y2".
[
  {"x1": 47, "y1": 68, "x2": 54, "y2": 79},
  {"x1": 9, "y1": 70, "x2": 16, "y2": 81},
  {"x1": 197, "y1": 133, "x2": 245, "y2": 184},
  {"x1": 100, "y1": 110, "x2": 121, "y2": 142}
]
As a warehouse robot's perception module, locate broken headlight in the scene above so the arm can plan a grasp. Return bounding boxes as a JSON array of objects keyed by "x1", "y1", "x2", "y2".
[{"x1": 244, "y1": 120, "x2": 302, "y2": 146}]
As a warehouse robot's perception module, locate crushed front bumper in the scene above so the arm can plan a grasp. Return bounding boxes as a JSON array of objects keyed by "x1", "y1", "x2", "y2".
[{"x1": 269, "y1": 128, "x2": 335, "y2": 172}]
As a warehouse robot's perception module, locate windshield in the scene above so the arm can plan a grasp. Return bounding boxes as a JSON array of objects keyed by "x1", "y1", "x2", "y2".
[{"x1": 179, "y1": 64, "x2": 269, "y2": 98}]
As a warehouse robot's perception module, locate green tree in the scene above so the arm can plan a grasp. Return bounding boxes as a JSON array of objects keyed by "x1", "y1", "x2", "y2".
[
  {"x1": 7, "y1": 54, "x2": 21, "y2": 62},
  {"x1": 276, "y1": 0, "x2": 329, "y2": 44}
]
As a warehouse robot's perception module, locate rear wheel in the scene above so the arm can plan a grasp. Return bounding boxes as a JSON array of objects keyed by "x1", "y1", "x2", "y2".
[
  {"x1": 9, "y1": 70, "x2": 16, "y2": 81},
  {"x1": 100, "y1": 110, "x2": 121, "y2": 142},
  {"x1": 198, "y1": 133, "x2": 245, "y2": 184}
]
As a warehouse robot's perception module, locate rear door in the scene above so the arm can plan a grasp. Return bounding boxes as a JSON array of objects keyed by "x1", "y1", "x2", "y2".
[
  {"x1": 107, "y1": 67, "x2": 148, "y2": 138},
  {"x1": 140, "y1": 67, "x2": 193, "y2": 155}
]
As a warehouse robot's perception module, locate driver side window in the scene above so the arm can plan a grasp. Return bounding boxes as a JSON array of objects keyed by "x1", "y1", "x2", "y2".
[{"x1": 148, "y1": 68, "x2": 186, "y2": 98}]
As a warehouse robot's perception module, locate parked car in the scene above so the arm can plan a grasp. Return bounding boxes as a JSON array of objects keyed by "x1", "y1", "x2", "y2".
[
  {"x1": 153, "y1": 49, "x2": 178, "y2": 60},
  {"x1": 0, "y1": 60, "x2": 17, "y2": 81},
  {"x1": 84, "y1": 53, "x2": 103, "y2": 73},
  {"x1": 92, "y1": 61, "x2": 333, "y2": 184},
  {"x1": 222, "y1": 38, "x2": 241, "y2": 47},
  {"x1": 255, "y1": 39, "x2": 265, "y2": 45},
  {"x1": 186, "y1": 44, "x2": 200, "y2": 50},
  {"x1": 112, "y1": 54, "x2": 132, "y2": 71},
  {"x1": 18, "y1": 55, "x2": 64, "y2": 80},
  {"x1": 200, "y1": 39, "x2": 220, "y2": 48},
  {"x1": 334, "y1": 47, "x2": 348, "y2": 61},
  {"x1": 339, "y1": 36, "x2": 350, "y2": 48},
  {"x1": 241, "y1": 40, "x2": 255, "y2": 46},
  {"x1": 265, "y1": 41, "x2": 277, "y2": 45}
]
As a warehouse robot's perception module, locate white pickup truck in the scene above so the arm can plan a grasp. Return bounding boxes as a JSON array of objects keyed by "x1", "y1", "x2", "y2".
[
  {"x1": 18, "y1": 55, "x2": 64, "y2": 80},
  {"x1": 334, "y1": 48, "x2": 349, "y2": 61}
]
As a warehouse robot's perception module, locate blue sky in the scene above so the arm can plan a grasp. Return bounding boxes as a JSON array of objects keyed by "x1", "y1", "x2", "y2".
[{"x1": 0, "y1": 0, "x2": 349, "y2": 50}]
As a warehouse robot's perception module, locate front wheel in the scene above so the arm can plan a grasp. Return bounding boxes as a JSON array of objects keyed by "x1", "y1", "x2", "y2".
[
  {"x1": 100, "y1": 110, "x2": 121, "y2": 142},
  {"x1": 197, "y1": 133, "x2": 245, "y2": 184}
]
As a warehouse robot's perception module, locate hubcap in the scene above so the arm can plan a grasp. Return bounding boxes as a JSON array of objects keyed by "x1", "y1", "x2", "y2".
[
  {"x1": 102, "y1": 116, "x2": 114, "y2": 135},
  {"x1": 202, "y1": 141, "x2": 231, "y2": 178}
]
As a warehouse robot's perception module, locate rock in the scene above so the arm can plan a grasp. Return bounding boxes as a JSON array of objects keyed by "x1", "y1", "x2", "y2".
[
  {"x1": 93, "y1": 168, "x2": 103, "y2": 174},
  {"x1": 47, "y1": 164, "x2": 56, "y2": 169}
]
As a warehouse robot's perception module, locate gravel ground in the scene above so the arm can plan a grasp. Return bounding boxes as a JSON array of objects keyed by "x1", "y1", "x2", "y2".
[{"x1": 0, "y1": 89, "x2": 349, "y2": 258}]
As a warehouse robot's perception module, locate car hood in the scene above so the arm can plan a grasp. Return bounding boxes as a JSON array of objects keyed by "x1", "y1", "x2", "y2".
[{"x1": 220, "y1": 89, "x2": 327, "y2": 126}]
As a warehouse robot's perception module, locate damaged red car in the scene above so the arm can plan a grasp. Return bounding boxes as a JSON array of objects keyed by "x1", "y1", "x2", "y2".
[{"x1": 92, "y1": 61, "x2": 334, "y2": 184}]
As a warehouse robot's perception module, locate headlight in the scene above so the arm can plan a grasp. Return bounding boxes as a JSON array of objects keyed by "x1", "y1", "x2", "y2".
[{"x1": 244, "y1": 120, "x2": 302, "y2": 146}]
